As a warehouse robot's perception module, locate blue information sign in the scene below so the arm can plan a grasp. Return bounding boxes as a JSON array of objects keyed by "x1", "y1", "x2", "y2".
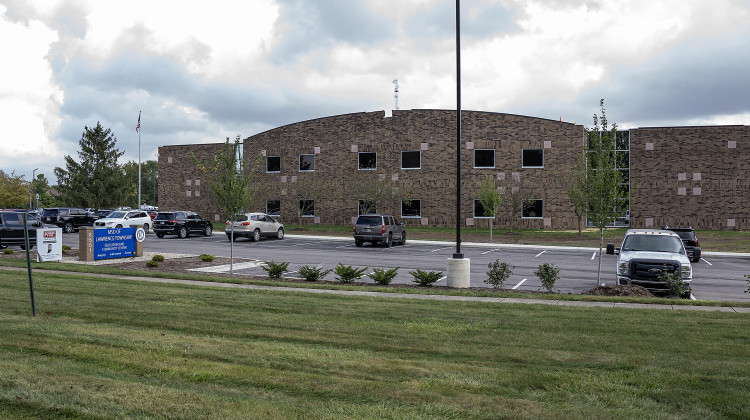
[{"x1": 94, "y1": 228, "x2": 136, "y2": 260}]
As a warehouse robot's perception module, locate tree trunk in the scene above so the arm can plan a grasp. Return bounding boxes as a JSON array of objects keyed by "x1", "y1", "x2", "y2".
[
  {"x1": 230, "y1": 224, "x2": 234, "y2": 275},
  {"x1": 596, "y1": 225, "x2": 604, "y2": 286}
]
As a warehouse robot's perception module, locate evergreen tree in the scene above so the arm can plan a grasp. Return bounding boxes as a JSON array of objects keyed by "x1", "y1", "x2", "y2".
[{"x1": 54, "y1": 122, "x2": 128, "y2": 210}]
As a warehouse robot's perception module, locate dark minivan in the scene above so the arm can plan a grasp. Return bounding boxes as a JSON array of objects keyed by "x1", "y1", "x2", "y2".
[
  {"x1": 154, "y1": 211, "x2": 213, "y2": 238},
  {"x1": 353, "y1": 214, "x2": 405, "y2": 247}
]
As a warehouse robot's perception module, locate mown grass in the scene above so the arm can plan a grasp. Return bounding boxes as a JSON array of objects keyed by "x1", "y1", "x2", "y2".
[
  {"x1": 1, "y1": 259, "x2": 748, "y2": 308},
  {"x1": 1, "y1": 270, "x2": 749, "y2": 419}
]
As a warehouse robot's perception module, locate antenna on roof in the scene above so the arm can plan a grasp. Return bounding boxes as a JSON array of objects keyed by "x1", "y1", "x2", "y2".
[{"x1": 393, "y1": 78, "x2": 399, "y2": 110}]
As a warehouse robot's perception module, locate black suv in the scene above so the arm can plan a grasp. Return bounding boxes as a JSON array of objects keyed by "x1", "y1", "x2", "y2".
[
  {"x1": 153, "y1": 211, "x2": 213, "y2": 238},
  {"x1": 353, "y1": 214, "x2": 405, "y2": 247},
  {"x1": 42, "y1": 207, "x2": 99, "y2": 233},
  {"x1": 663, "y1": 225, "x2": 701, "y2": 263}
]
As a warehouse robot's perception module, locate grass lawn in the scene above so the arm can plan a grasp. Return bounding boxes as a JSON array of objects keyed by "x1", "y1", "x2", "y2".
[{"x1": 1, "y1": 270, "x2": 748, "y2": 419}]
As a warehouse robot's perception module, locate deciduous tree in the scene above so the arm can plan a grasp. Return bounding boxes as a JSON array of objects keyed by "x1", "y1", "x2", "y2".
[
  {"x1": 477, "y1": 174, "x2": 502, "y2": 240},
  {"x1": 0, "y1": 170, "x2": 29, "y2": 209}
]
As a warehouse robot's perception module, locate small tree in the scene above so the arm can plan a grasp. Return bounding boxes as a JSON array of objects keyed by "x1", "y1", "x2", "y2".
[
  {"x1": 564, "y1": 155, "x2": 588, "y2": 234},
  {"x1": 497, "y1": 173, "x2": 534, "y2": 233},
  {"x1": 586, "y1": 99, "x2": 629, "y2": 286},
  {"x1": 286, "y1": 177, "x2": 338, "y2": 226},
  {"x1": 193, "y1": 136, "x2": 262, "y2": 274},
  {"x1": 534, "y1": 263, "x2": 560, "y2": 293},
  {"x1": 350, "y1": 171, "x2": 411, "y2": 216},
  {"x1": 477, "y1": 174, "x2": 503, "y2": 240},
  {"x1": 0, "y1": 170, "x2": 30, "y2": 209}
]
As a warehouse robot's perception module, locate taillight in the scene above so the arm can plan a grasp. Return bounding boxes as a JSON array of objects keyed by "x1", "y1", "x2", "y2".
[
  {"x1": 694, "y1": 239, "x2": 699, "y2": 247},
  {"x1": 353, "y1": 225, "x2": 356, "y2": 233},
  {"x1": 169, "y1": 220, "x2": 177, "y2": 223},
  {"x1": 225, "y1": 221, "x2": 230, "y2": 225},
  {"x1": 382, "y1": 225, "x2": 386, "y2": 234}
]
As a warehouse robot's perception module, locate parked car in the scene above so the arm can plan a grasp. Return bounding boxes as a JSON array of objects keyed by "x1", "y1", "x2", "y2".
[
  {"x1": 94, "y1": 210, "x2": 152, "y2": 232},
  {"x1": 663, "y1": 225, "x2": 701, "y2": 263},
  {"x1": 225, "y1": 213, "x2": 284, "y2": 241},
  {"x1": 606, "y1": 229, "x2": 693, "y2": 297},
  {"x1": 0, "y1": 211, "x2": 41, "y2": 249},
  {"x1": 153, "y1": 211, "x2": 213, "y2": 238},
  {"x1": 147, "y1": 210, "x2": 158, "y2": 220},
  {"x1": 42, "y1": 207, "x2": 99, "y2": 233},
  {"x1": 353, "y1": 214, "x2": 405, "y2": 247}
]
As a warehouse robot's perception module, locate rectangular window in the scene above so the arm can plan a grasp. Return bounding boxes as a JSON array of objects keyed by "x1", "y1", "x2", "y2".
[
  {"x1": 473, "y1": 200, "x2": 491, "y2": 218},
  {"x1": 358, "y1": 152, "x2": 377, "y2": 170},
  {"x1": 401, "y1": 200, "x2": 421, "y2": 218},
  {"x1": 266, "y1": 200, "x2": 280, "y2": 216},
  {"x1": 522, "y1": 149, "x2": 544, "y2": 168},
  {"x1": 522, "y1": 199, "x2": 544, "y2": 218},
  {"x1": 358, "y1": 199, "x2": 376, "y2": 215},
  {"x1": 299, "y1": 154, "x2": 315, "y2": 172},
  {"x1": 474, "y1": 149, "x2": 495, "y2": 168},
  {"x1": 299, "y1": 199, "x2": 315, "y2": 217},
  {"x1": 267, "y1": 156, "x2": 280, "y2": 173},
  {"x1": 401, "y1": 150, "x2": 421, "y2": 169}
]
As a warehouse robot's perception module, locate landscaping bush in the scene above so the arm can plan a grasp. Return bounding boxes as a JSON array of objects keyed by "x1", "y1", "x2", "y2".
[
  {"x1": 409, "y1": 269, "x2": 442, "y2": 287},
  {"x1": 299, "y1": 265, "x2": 332, "y2": 282},
  {"x1": 152, "y1": 255, "x2": 165, "y2": 262},
  {"x1": 145, "y1": 261, "x2": 160, "y2": 268},
  {"x1": 200, "y1": 254, "x2": 214, "y2": 262},
  {"x1": 485, "y1": 260, "x2": 513, "y2": 289},
  {"x1": 334, "y1": 263, "x2": 368, "y2": 284},
  {"x1": 660, "y1": 270, "x2": 690, "y2": 298},
  {"x1": 3, "y1": 249, "x2": 14, "y2": 255},
  {"x1": 534, "y1": 263, "x2": 560, "y2": 292},
  {"x1": 62, "y1": 245, "x2": 71, "y2": 254},
  {"x1": 262, "y1": 261, "x2": 289, "y2": 278},
  {"x1": 368, "y1": 267, "x2": 399, "y2": 285}
]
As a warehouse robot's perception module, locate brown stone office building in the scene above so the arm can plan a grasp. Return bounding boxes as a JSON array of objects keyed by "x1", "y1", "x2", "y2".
[{"x1": 158, "y1": 110, "x2": 750, "y2": 231}]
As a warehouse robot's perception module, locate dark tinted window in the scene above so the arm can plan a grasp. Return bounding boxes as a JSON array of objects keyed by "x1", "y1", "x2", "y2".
[
  {"x1": 267, "y1": 200, "x2": 280, "y2": 215},
  {"x1": 43, "y1": 209, "x2": 60, "y2": 217},
  {"x1": 233, "y1": 214, "x2": 248, "y2": 222},
  {"x1": 299, "y1": 200, "x2": 315, "y2": 216},
  {"x1": 474, "y1": 200, "x2": 489, "y2": 217},
  {"x1": 401, "y1": 151, "x2": 420, "y2": 169},
  {"x1": 155, "y1": 213, "x2": 174, "y2": 220},
  {"x1": 522, "y1": 199, "x2": 543, "y2": 218},
  {"x1": 358, "y1": 200, "x2": 376, "y2": 215},
  {"x1": 299, "y1": 154, "x2": 315, "y2": 171},
  {"x1": 4, "y1": 213, "x2": 22, "y2": 225},
  {"x1": 402, "y1": 200, "x2": 421, "y2": 217},
  {"x1": 474, "y1": 149, "x2": 495, "y2": 168},
  {"x1": 358, "y1": 152, "x2": 377, "y2": 170},
  {"x1": 522, "y1": 149, "x2": 544, "y2": 167},
  {"x1": 356, "y1": 216, "x2": 382, "y2": 226},
  {"x1": 267, "y1": 156, "x2": 280, "y2": 172}
]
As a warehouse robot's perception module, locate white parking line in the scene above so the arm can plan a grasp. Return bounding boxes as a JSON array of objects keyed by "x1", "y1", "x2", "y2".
[
  {"x1": 690, "y1": 293, "x2": 697, "y2": 300},
  {"x1": 700, "y1": 258, "x2": 712, "y2": 266},
  {"x1": 436, "y1": 276, "x2": 447, "y2": 282},
  {"x1": 481, "y1": 248, "x2": 499, "y2": 255},
  {"x1": 430, "y1": 247, "x2": 453, "y2": 253},
  {"x1": 512, "y1": 278, "x2": 527, "y2": 290},
  {"x1": 591, "y1": 252, "x2": 596, "y2": 260},
  {"x1": 535, "y1": 250, "x2": 546, "y2": 258}
]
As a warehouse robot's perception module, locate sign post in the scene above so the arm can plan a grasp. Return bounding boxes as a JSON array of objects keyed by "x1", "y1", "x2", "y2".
[{"x1": 22, "y1": 214, "x2": 36, "y2": 316}]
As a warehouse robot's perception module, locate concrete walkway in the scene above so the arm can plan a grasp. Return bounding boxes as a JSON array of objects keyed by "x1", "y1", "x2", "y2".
[{"x1": 2, "y1": 265, "x2": 748, "y2": 313}]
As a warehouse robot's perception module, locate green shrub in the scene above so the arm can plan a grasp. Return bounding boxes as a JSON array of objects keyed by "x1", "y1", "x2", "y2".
[
  {"x1": 3, "y1": 249, "x2": 14, "y2": 255},
  {"x1": 62, "y1": 245, "x2": 71, "y2": 251},
  {"x1": 262, "y1": 261, "x2": 289, "y2": 278},
  {"x1": 368, "y1": 267, "x2": 399, "y2": 285},
  {"x1": 409, "y1": 269, "x2": 443, "y2": 287},
  {"x1": 152, "y1": 254, "x2": 165, "y2": 262},
  {"x1": 485, "y1": 260, "x2": 513, "y2": 289},
  {"x1": 145, "y1": 261, "x2": 160, "y2": 268},
  {"x1": 334, "y1": 263, "x2": 368, "y2": 284},
  {"x1": 200, "y1": 254, "x2": 214, "y2": 262},
  {"x1": 534, "y1": 263, "x2": 560, "y2": 292},
  {"x1": 660, "y1": 269, "x2": 690, "y2": 298},
  {"x1": 299, "y1": 265, "x2": 332, "y2": 282}
]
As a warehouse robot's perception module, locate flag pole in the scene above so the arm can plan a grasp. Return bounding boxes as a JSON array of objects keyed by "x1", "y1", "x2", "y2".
[{"x1": 137, "y1": 111, "x2": 142, "y2": 210}]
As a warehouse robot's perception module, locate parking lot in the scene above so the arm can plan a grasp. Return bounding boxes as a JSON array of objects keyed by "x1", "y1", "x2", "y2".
[{"x1": 63, "y1": 232, "x2": 750, "y2": 302}]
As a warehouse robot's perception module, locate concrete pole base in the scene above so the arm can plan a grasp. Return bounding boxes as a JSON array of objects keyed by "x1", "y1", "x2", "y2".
[{"x1": 447, "y1": 257, "x2": 471, "y2": 288}]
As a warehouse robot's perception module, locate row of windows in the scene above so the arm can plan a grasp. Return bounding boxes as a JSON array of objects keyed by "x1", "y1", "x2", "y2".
[
  {"x1": 263, "y1": 199, "x2": 545, "y2": 219},
  {"x1": 266, "y1": 149, "x2": 545, "y2": 173}
]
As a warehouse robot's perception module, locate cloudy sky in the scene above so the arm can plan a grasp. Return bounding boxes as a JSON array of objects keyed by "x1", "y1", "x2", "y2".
[{"x1": 2, "y1": 0, "x2": 749, "y2": 184}]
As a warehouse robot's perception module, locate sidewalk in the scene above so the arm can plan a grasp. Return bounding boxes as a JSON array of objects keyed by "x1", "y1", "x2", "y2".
[{"x1": 2, "y1": 265, "x2": 748, "y2": 313}]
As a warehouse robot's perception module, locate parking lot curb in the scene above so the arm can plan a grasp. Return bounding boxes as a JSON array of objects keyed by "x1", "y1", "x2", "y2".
[{"x1": 1, "y1": 265, "x2": 747, "y2": 312}]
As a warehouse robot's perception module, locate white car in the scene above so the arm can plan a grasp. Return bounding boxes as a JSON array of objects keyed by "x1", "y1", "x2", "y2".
[
  {"x1": 94, "y1": 210, "x2": 152, "y2": 233},
  {"x1": 225, "y1": 212, "x2": 284, "y2": 241}
]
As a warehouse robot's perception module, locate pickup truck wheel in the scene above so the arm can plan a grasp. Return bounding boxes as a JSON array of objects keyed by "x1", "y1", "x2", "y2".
[
  {"x1": 276, "y1": 228, "x2": 284, "y2": 240},
  {"x1": 204, "y1": 225, "x2": 213, "y2": 236},
  {"x1": 63, "y1": 222, "x2": 74, "y2": 233},
  {"x1": 251, "y1": 229, "x2": 261, "y2": 242},
  {"x1": 20, "y1": 244, "x2": 32, "y2": 250},
  {"x1": 178, "y1": 226, "x2": 188, "y2": 239},
  {"x1": 385, "y1": 234, "x2": 393, "y2": 248},
  {"x1": 355, "y1": 240, "x2": 363, "y2": 247},
  {"x1": 399, "y1": 232, "x2": 406, "y2": 245}
]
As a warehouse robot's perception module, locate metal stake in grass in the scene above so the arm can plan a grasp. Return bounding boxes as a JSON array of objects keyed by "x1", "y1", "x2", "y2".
[{"x1": 23, "y1": 213, "x2": 36, "y2": 316}]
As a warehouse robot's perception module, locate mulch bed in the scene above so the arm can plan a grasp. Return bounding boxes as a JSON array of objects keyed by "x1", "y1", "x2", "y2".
[{"x1": 585, "y1": 285, "x2": 654, "y2": 297}]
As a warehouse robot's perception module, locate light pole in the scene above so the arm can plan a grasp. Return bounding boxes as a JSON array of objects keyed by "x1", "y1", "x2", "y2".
[{"x1": 30, "y1": 168, "x2": 38, "y2": 209}]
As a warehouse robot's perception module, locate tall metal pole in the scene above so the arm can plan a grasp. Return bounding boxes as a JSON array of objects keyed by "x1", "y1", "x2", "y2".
[
  {"x1": 30, "y1": 168, "x2": 37, "y2": 209},
  {"x1": 137, "y1": 111, "x2": 142, "y2": 210},
  {"x1": 454, "y1": 0, "x2": 463, "y2": 259}
]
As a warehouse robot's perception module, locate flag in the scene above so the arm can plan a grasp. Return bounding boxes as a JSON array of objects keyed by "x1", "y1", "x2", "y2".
[{"x1": 136, "y1": 111, "x2": 141, "y2": 133}]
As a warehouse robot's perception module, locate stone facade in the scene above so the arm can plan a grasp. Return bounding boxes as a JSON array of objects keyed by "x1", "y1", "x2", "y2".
[{"x1": 630, "y1": 125, "x2": 750, "y2": 230}]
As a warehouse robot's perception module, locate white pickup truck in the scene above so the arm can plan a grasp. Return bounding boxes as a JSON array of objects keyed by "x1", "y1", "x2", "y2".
[{"x1": 607, "y1": 229, "x2": 693, "y2": 297}]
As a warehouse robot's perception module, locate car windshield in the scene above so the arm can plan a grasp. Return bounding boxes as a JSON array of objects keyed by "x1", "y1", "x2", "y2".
[
  {"x1": 673, "y1": 231, "x2": 695, "y2": 240},
  {"x1": 356, "y1": 216, "x2": 381, "y2": 226},
  {"x1": 233, "y1": 214, "x2": 248, "y2": 222},
  {"x1": 155, "y1": 213, "x2": 174, "y2": 220},
  {"x1": 622, "y1": 235, "x2": 684, "y2": 253},
  {"x1": 108, "y1": 211, "x2": 127, "y2": 219},
  {"x1": 42, "y1": 209, "x2": 60, "y2": 216}
]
